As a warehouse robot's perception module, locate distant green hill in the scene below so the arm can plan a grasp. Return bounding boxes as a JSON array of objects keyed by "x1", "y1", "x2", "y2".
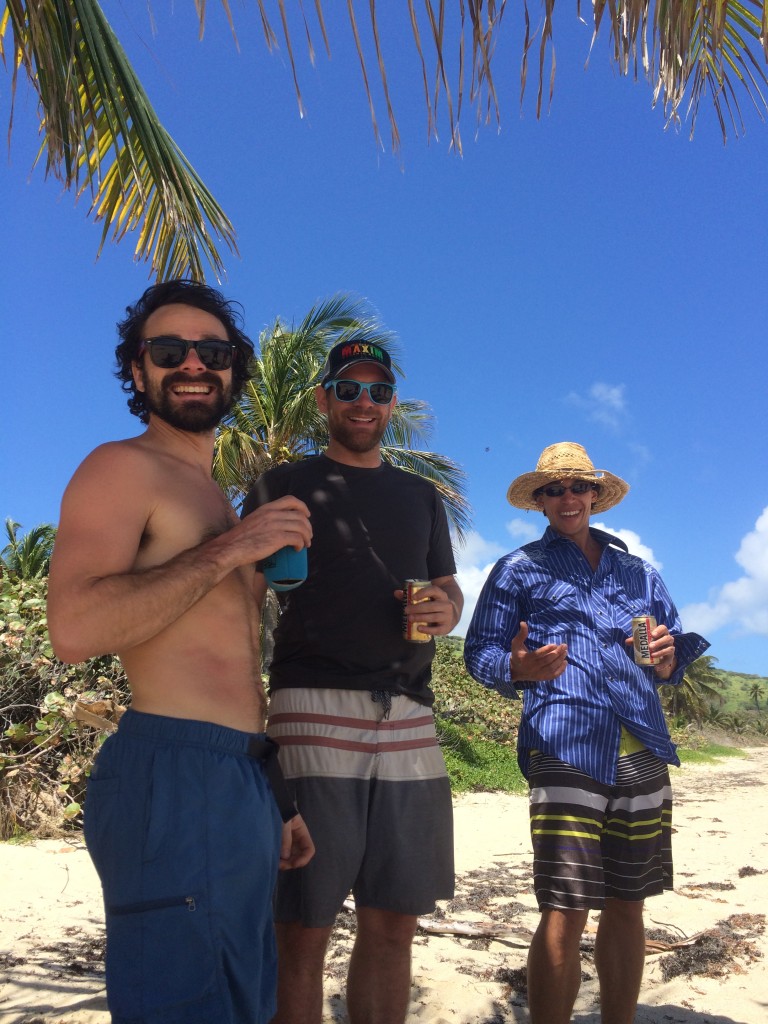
[{"x1": 713, "y1": 669, "x2": 768, "y2": 716}]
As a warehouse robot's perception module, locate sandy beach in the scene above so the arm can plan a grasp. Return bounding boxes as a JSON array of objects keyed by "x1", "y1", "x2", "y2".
[{"x1": 1, "y1": 748, "x2": 767, "y2": 1024}]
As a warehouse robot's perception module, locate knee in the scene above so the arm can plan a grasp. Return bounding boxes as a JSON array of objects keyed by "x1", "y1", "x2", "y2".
[
  {"x1": 600, "y1": 898, "x2": 645, "y2": 931},
  {"x1": 536, "y1": 908, "x2": 589, "y2": 948},
  {"x1": 356, "y1": 908, "x2": 418, "y2": 950},
  {"x1": 276, "y1": 921, "x2": 333, "y2": 968}
]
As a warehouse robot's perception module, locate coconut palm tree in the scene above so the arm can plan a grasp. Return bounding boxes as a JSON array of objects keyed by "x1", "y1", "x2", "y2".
[
  {"x1": 4, "y1": 2, "x2": 768, "y2": 281},
  {"x1": 660, "y1": 654, "x2": 724, "y2": 724},
  {"x1": 1, "y1": 519, "x2": 57, "y2": 579},
  {"x1": 213, "y1": 293, "x2": 471, "y2": 540},
  {"x1": 748, "y1": 681, "x2": 765, "y2": 710}
]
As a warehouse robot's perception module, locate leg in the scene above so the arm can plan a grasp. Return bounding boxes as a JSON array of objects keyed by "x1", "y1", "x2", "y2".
[
  {"x1": 271, "y1": 920, "x2": 333, "y2": 1024},
  {"x1": 596, "y1": 750, "x2": 673, "y2": 1022},
  {"x1": 527, "y1": 906, "x2": 588, "y2": 1024},
  {"x1": 594, "y1": 899, "x2": 646, "y2": 1024},
  {"x1": 346, "y1": 907, "x2": 418, "y2": 1024}
]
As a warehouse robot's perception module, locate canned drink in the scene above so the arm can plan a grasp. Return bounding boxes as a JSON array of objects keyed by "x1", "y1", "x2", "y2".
[
  {"x1": 632, "y1": 615, "x2": 658, "y2": 665},
  {"x1": 403, "y1": 579, "x2": 431, "y2": 643}
]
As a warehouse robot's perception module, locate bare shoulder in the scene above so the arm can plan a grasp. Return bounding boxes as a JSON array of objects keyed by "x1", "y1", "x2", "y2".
[
  {"x1": 51, "y1": 437, "x2": 166, "y2": 580},
  {"x1": 65, "y1": 436, "x2": 161, "y2": 487}
]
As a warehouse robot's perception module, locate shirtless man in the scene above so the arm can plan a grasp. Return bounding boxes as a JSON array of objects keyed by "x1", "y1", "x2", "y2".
[{"x1": 47, "y1": 280, "x2": 314, "y2": 1024}]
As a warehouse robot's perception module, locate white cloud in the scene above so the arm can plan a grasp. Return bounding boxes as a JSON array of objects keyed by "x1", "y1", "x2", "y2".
[
  {"x1": 565, "y1": 381, "x2": 627, "y2": 429},
  {"x1": 591, "y1": 521, "x2": 662, "y2": 569},
  {"x1": 680, "y1": 507, "x2": 768, "y2": 638},
  {"x1": 506, "y1": 517, "x2": 540, "y2": 544},
  {"x1": 452, "y1": 530, "x2": 506, "y2": 638}
]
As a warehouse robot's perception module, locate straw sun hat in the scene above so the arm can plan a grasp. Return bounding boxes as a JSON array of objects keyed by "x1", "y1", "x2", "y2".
[{"x1": 506, "y1": 442, "x2": 629, "y2": 514}]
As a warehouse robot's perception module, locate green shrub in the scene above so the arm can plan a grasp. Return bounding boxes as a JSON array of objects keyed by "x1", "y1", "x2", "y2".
[
  {"x1": 1, "y1": 574, "x2": 128, "y2": 836},
  {"x1": 431, "y1": 635, "x2": 521, "y2": 746},
  {"x1": 432, "y1": 637, "x2": 524, "y2": 793}
]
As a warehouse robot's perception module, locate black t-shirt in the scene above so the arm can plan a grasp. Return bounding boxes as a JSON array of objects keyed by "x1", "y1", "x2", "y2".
[{"x1": 242, "y1": 455, "x2": 457, "y2": 706}]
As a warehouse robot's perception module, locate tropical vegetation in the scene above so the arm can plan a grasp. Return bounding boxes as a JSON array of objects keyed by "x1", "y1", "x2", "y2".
[
  {"x1": 1, "y1": 519, "x2": 57, "y2": 580},
  {"x1": 4, "y1": 2, "x2": 768, "y2": 281},
  {"x1": 4, "y1": 572, "x2": 764, "y2": 835}
]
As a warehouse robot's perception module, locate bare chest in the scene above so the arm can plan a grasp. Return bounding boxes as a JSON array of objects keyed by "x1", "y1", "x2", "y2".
[{"x1": 134, "y1": 466, "x2": 237, "y2": 570}]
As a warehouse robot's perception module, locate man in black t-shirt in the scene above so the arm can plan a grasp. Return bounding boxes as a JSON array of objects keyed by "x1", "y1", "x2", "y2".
[{"x1": 243, "y1": 339, "x2": 463, "y2": 1024}]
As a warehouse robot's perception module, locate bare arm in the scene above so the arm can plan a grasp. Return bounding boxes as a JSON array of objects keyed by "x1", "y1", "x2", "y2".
[{"x1": 47, "y1": 444, "x2": 311, "y2": 663}]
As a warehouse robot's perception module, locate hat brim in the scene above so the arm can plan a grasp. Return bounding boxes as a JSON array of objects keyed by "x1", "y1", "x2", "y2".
[
  {"x1": 506, "y1": 469, "x2": 629, "y2": 514},
  {"x1": 321, "y1": 357, "x2": 395, "y2": 385}
]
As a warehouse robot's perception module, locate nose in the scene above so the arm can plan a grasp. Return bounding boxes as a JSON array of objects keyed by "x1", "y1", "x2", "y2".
[
  {"x1": 178, "y1": 345, "x2": 208, "y2": 372},
  {"x1": 353, "y1": 388, "x2": 376, "y2": 407}
]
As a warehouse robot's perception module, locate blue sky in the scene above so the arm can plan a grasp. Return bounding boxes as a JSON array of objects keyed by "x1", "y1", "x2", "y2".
[{"x1": 2, "y1": 4, "x2": 766, "y2": 676}]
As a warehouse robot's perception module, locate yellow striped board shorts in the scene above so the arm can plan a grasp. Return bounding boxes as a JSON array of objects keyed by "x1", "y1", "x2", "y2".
[
  {"x1": 527, "y1": 742, "x2": 673, "y2": 911},
  {"x1": 267, "y1": 687, "x2": 455, "y2": 927}
]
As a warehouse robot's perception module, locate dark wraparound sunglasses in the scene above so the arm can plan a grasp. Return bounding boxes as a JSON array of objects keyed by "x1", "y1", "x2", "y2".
[
  {"x1": 139, "y1": 336, "x2": 236, "y2": 370},
  {"x1": 538, "y1": 481, "x2": 598, "y2": 498},
  {"x1": 324, "y1": 378, "x2": 397, "y2": 405}
]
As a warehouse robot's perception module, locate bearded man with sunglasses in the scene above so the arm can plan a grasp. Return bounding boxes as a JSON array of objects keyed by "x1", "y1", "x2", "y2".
[
  {"x1": 242, "y1": 340, "x2": 463, "y2": 1024},
  {"x1": 47, "y1": 280, "x2": 315, "y2": 1024},
  {"x1": 464, "y1": 442, "x2": 708, "y2": 1024}
]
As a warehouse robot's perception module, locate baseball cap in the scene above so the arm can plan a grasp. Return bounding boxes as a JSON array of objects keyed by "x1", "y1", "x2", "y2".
[{"x1": 320, "y1": 340, "x2": 395, "y2": 385}]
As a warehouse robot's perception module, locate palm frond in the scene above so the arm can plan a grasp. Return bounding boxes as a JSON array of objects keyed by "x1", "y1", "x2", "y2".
[
  {"x1": 3, "y1": 0, "x2": 237, "y2": 280},
  {"x1": 0, "y1": 518, "x2": 57, "y2": 578},
  {"x1": 206, "y1": 0, "x2": 766, "y2": 145},
  {"x1": 379, "y1": 446, "x2": 472, "y2": 543}
]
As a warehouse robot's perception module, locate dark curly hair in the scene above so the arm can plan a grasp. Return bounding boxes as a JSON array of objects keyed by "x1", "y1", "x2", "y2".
[{"x1": 115, "y1": 280, "x2": 255, "y2": 423}]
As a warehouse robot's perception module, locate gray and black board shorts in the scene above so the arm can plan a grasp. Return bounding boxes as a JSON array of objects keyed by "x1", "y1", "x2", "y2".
[{"x1": 267, "y1": 687, "x2": 455, "y2": 927}]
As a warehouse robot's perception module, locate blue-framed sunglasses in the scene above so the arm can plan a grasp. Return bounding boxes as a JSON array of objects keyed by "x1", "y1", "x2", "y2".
[{"x1": 324, "y1": 378, "x2": 397, "y2": 405}]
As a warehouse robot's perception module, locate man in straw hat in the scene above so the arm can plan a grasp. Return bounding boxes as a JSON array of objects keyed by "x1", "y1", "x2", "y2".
[{"x1": 464, "y1": 442, "x2": 709, "y2": 1024}]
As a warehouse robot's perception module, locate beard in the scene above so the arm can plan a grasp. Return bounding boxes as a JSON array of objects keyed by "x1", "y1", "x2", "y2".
[
  {"x1": 326, "y1": 407, "x2": 389, "y2": 453},
  {"x1": 143, "y1": 373, "x2": 233, "y2": 433}
]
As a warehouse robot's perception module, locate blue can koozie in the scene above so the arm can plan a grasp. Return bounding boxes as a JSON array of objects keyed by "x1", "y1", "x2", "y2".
[{"x1": 262, "y1": 546, "x2": 308, "y2": 592}]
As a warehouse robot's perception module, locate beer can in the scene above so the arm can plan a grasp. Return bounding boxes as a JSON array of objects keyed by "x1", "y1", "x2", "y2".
[
  {"x1": 403, "y1": 579, "x2": 431, "y2": 643},
  {"x1": 632, "y1": 615, "x2": 658, "y2": 665}
]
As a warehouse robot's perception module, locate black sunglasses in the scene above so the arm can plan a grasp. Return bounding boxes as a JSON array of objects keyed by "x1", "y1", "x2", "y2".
[
  {"x1": 139, "y1": 336, "x2": 236, "y2": 371},
  {"x1": 539, "y1": 481, "x2": 597, "y2": 498},
  {"x1": 324, "y1": 378, "x2": 397, "y2": 405}
]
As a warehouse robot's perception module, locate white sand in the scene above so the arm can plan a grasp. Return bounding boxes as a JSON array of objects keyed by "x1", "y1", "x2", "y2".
[{"x1": 2, "y1": 749, "x2": 767, "y2": 1024}]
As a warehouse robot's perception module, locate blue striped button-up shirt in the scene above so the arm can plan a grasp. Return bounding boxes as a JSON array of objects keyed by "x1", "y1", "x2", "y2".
[{"x1": 463, "y1": 527, "x2": 709, "y2": 784}]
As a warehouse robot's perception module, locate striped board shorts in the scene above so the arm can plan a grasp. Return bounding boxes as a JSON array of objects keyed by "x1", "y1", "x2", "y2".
[
  {"x1": 267, "y1": 687, "x2": 454, "y2": 927},
  {"x1": 528, "y1": 749, "x2": 673, "y2": 911}
]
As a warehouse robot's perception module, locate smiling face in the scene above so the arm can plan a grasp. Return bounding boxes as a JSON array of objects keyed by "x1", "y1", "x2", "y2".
[
  {"x1": 316, "y1": 361, "x2": 397, "y2": 466},
  {"x1": 535, "y1": 477, "x2": 599, "y2": 543},
  {"x1": 132, "y1": 303, "x2": 234, "y2": 433}
]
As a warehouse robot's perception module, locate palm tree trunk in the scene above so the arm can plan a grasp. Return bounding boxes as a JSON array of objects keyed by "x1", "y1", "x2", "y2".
[{"x1": 261, "y1": 589, "x2": 280, "y2": 675}]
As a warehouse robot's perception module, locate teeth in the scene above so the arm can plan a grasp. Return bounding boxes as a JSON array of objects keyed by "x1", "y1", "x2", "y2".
[{"x1": 173, "y1": 385, "x2": 211, "y2": 394}]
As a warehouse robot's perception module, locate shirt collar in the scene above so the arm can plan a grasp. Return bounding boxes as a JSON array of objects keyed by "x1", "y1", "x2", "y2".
[{"x1": 542, "y1": 524, "x2": 629, "y2": 553}]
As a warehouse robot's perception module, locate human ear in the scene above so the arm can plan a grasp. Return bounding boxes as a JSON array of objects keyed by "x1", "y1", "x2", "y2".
[{"x1": 131, "y1": 360, "x2": 146, "y2": 393}]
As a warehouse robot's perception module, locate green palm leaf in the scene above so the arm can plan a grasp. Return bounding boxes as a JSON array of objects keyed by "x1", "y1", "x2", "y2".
[
  {"x1": 2, "y1": 0, "x2": 237, "y2": 280},
  {"x1": 1, "y1": 519, "x2": 57, "y2": 578}
]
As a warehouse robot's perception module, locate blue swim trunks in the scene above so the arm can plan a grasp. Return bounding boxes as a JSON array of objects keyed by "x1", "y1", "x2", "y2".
[{"x1": 84, "y1": 709, "x2": 283, "y2": 1024}]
